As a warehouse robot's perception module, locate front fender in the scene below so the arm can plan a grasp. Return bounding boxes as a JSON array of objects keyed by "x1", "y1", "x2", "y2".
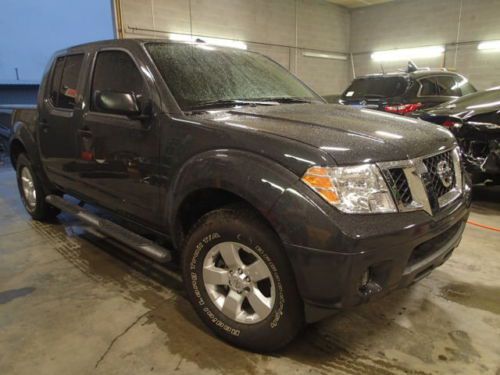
[{"x1": 168, "y1": 149, "x2": 301, "y2": 243}]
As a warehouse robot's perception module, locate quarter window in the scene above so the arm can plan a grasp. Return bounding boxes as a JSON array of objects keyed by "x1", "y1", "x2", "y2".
[
  {"x1": 91, "y1": 50, "x2": 145, "y2": 112},
  {"x1": 49, "y1": 54, "x2": 84, "y2": 109}
]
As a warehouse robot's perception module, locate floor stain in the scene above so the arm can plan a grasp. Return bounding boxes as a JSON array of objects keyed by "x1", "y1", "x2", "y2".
[
  {"x1": 440, "y1": 282, "x2": 500, "y2": 315},
  {"x1": 0, "y1": 287, "x2": 36, "y2": 304}
]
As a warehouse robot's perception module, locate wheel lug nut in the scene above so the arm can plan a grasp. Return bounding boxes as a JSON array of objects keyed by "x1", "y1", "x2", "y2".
[
  {"x1": 245, "y1": 277, "x2": 250, "y2": 282},
  {"x1": 238, "y1": 269, "x2": 242, "y2": 274}
]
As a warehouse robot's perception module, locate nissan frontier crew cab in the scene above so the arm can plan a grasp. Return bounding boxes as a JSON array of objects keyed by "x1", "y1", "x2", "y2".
[{"x1": 9, "y1": 39, "x2": 471, "y2": 352}]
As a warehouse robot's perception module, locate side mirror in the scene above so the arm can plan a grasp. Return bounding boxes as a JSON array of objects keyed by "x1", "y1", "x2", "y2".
[{"x1": 95, "y1": 91, "x2": 141, "y2": 116}]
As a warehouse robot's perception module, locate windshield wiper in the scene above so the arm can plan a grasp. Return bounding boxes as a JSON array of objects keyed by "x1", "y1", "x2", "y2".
[
  {"x1": 186, "y1": 99, "x2": 278, "y2": 111},
  {"x1": 254, "y1": 97, "x2": 314, "y2": 104}
]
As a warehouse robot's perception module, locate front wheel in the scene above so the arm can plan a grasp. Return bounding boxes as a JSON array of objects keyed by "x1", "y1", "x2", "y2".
[
  {"x1": 16, "y1": 153, "x2": 59, "y2": 221},
  {"x1": 182, "y1": 206, "x2": 304, "y2": 352}
]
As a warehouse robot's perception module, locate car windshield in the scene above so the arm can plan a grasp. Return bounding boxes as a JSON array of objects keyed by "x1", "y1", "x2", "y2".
[
  {"x1": 342, "y1": 77, "x2": 408, "y2": 100},
  {"x1": 146, "y1": 42, "x2": 322, "y2": 111}
]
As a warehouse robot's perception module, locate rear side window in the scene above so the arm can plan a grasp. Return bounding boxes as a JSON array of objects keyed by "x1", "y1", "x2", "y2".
[
  {"x1": 90, "y1": 50, "x2": 145, "y2": 112},
  {"x1": 436, "y1": 76, "x2": 458, "y2": 96},
  {"x1": 419, "y1": 78, "x2": 438, "y2": 96},
  {"x1": 453, "y1": 76, "x2": 476, "y2": 96},
  {"x1": 342, "y1": 77, "x2": 407, "y2": 99},
  {"x1": 49, "y1": 54, "x2": 84, "y2": 109}
]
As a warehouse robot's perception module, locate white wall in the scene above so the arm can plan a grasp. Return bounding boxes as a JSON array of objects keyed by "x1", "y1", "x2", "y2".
[
  {"x1": 117, "y1": 0, "x2": 500, "y2": 94},
  {"x1": 350, "y1": 0, "x2": 500, "y2": 90},
  {"x1": 117, "y1": 0, "x2": 351, "y2": 95}
]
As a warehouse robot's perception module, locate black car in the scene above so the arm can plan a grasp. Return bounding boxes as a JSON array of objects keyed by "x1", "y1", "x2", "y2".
[
  {"x1": 339, "y1": 63, "x2": 476, "y2": 115},
  {"x1": 9, "y1": 39, "x2": 471, "y2": 351},
  {"x1": 416, "y1": 88, "x2": 500, "y2": 184}
]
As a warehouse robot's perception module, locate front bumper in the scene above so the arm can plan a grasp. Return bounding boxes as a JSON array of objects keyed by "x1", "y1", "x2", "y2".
[{"x1": 268, "y1": 180, "x2": 471, "y2": 323}]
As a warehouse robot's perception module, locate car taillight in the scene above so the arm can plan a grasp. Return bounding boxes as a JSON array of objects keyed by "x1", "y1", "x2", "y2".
[
  {"x1": 442, "y1": 119, "x2": 462, "y2": 129},
  {"x1": 384, "y1": 103, "x2": 422, "y2": 115}
]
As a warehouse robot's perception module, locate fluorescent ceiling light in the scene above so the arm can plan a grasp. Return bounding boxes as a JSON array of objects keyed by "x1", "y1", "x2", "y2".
[
  {"x1": 478, "y1": 40, "x2": 500, "y2": 51},
  {"x1": 303, "y1": 51, "x2": 347, "y2": 60},
  {"x1": 371, "y1": 46, "x2": 445, "y2": 62},
  {"x1": 169, "y1": 33, "x2": 247, "y2": 50}
]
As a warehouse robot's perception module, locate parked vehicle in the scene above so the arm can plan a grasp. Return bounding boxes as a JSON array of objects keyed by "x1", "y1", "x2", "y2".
[
  {"x1": 415, "y1": 88, "x2": 500, "y2": 184},
  {"x1": 339, "y1": 63, "x2": 476, "y2": 115},
  {"x1": 9, "y1": 39, "x2": 471, "y2": 351}
]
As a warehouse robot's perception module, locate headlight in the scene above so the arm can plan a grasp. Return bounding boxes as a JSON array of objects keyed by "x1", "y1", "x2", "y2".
[{"x1": 301, "y1": 164, "x2": 397, "y2": 213}]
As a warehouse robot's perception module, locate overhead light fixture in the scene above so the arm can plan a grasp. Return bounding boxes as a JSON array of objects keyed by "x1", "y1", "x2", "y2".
[
  {"x1": 478, "y1": 40, "x2": 500, "y2": 51},
  {"x1": 302, "y1": 51, "x2": 347, "y2": 60},
  {"x1": 168, "y1": 33, "x2": 247, "y2": 50},
  {"x1": 371, "y1": 46, "x2": 445, "y2": 62}
]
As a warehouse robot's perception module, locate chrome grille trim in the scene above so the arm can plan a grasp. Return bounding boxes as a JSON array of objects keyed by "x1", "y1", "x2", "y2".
[{"x1": 377, "y1": 147, "x2": 463, "y2": 216}]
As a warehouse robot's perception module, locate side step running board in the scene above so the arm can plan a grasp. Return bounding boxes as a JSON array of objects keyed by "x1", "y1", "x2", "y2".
[{"x1": 45, "y1": 195, "x2": 172, "y2": 263}]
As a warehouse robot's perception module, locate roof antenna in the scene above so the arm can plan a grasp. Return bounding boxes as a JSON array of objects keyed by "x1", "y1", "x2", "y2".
[{"x1": 407, "y1": 60, "x2": 418, "y2": 73}]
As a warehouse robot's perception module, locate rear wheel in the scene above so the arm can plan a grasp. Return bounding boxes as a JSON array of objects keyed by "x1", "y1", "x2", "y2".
[
  {"x1": 182, "y1": 205, "x2": 304, "y2": 352},
  {"x1": 16, "y1": 153, "x2": 59, "y2": 221}
]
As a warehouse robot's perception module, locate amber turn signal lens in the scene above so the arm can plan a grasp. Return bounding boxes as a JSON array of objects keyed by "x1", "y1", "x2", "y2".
[
  {"x1": 302, "y1": 175, "x2": 333, "y2": 189},
  {"x1": 301, "y1": 167, "x2": 340, "y2": 205}
]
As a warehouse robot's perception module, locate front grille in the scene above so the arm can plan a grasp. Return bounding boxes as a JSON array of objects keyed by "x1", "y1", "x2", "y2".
[
  {"x1": 422, "y1": 151, "x2": 455, "y2": 198},
  {"x1": 378, "y1": 148, "x2": 462, "y2": 216},
  {"x1": 384, "y1": 168, "x2": 413, "y2": 206}
]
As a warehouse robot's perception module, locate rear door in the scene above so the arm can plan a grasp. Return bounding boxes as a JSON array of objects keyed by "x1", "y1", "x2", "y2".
[
  {"x1": 38, "y1": 53, "x2": 85, "y2": 187},
  {"x1": 74, "y1": 48, "x2": 161, "y2": 225}
]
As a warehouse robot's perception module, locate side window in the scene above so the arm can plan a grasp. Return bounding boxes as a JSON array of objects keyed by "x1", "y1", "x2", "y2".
[
  {"x1": 49, "y1": 57, "x2": 65, "y2": 105},
  {"x1": 419, "y1": 78, "x2": 438, "y2": 96},
  {"x1": 436, "y1": 76, "x2": 458, "y2": 96},
  {"x1": 49, "y1": 54, "x2": 84, "y2": 109},
  {"x1": 91, "y1": 50, "x2": 146, "y2": 112}
]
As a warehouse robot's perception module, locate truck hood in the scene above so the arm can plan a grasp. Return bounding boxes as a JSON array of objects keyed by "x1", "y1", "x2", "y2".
[{"x1": 203, "y1": 103, "x2": 456, "y2": 165}]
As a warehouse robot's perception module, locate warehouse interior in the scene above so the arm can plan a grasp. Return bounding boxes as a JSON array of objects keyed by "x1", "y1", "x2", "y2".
[
  {"x1": 116, "y1": 0, "x2": 500, "y2": 94},
  {"x1": 1, "y1": 1, "x2": 499, "y2": 374}
]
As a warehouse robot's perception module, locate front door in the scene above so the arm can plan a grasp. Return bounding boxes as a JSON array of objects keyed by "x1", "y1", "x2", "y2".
[{"x1": 74, "y1": 49, "x2": 160, "y2": 225}]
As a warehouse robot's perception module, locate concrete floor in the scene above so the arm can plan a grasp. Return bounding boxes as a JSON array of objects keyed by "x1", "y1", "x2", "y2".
[{"x1": 0, "y1": 163, "x2": 499, "y2": 375}]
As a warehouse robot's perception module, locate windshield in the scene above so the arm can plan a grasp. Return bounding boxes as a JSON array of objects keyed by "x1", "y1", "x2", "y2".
[
  {"x1": 146, "y1": 43, "x2": 322, "y2": 110},
  {"x1": 342, "y1": 77, "x2": 408, "y2": 100}
]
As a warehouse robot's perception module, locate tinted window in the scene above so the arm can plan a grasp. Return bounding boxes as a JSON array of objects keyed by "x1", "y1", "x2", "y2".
[
  {"x1": 91, "y1": 50, "x2": 145, "y2": 112},
  {"x1": 419, "y1": 78, "x2": 438, "y2": 96},
  {"x1": 49, "y1": 54, "x2": 83, "y2": 109},
  {"x1": 146, "y1": 43, "x2": 321, "y2": 110},
  {"x1": 341, "y1": 77, "x2": 407, "y2": 100}
]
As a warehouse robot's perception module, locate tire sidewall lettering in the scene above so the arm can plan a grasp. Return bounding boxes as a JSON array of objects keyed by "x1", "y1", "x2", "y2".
[{"x1": 189, "y1": 231, "x2": 285, "y2": 335}]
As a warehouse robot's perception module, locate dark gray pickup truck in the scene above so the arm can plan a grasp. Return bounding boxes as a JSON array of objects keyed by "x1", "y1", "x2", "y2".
[{"x1": 9, "y1": 39, "x2": 471, "y2": 351}]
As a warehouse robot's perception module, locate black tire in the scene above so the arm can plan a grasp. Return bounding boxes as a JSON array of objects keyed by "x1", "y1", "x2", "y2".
[
  {"x1": 182, "y1": 205, "x2": 304, "y2": 352},
  {"x1": 16, "y1": 153, "x2": 60, "y2": 221}
]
